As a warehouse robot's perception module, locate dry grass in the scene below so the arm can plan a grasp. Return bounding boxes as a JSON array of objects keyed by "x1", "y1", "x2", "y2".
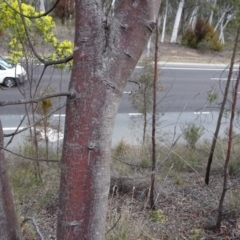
[
  {"x1": 5, "y1": 133, "x2": 240, "y2": 239},
  {"x1": 108, "y1": 138, "x2": 240, "y2": 240}
]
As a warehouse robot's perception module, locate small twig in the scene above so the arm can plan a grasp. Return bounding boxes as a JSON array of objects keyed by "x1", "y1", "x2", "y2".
[
  {"x1": 3, "y1": 0, "x2": 60, "y2": 19},
  {"x1": 128, "y1": 80, "x2": 141, "y2": 94},
  {"x1": 0, "y1": 145, "x2": 59, "y2": 162},
  {"x1": 112, "y1": 155, "x2": 152, "y2": 169},
  {"x1": 105, "y1": 214, "x2": 121, "y2": 235},
  {"x1": 0, "y1": 92, "x2": 72, "y2": 107},
  {"x1": 4, "y1": 104, "x2": 66, "y2": 137},
  {"x1": 22, "y1": 217, "x2": 44, "y2": 240}
]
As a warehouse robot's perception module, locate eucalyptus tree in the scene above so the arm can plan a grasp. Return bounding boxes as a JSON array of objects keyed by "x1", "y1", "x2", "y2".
[
  {"x1": 0, "y1": 0, "x2": 161, "y2": 239},
  {"x1": 170, "y1": 0, "x2": 185, "y2": 43}
]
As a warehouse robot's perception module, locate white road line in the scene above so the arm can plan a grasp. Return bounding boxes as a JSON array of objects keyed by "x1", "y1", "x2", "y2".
[
  {"x1": 129, "y1": 113, "x2": 142, "y2": 116},
  {"x1": 159, "y1": 67, "x2": 228, "y2": 71},
  {"x1": 211, "y1": 78, "x2": 236, "y2": 81},
  {"x1": 3, "y1": 127, "x2": 24, "y2": 131},
  {"x1": 53, "y1": 114, "x2": 66, "y2": 117},
  {"x1": 136, "y1": 66, "x2": 233, "y2": 71},
  {"x1": 194, "y1": 112, "x2": 210, "y2": 115},
  {"x1": 158, "y1": 62, "x2": 229, "y2": 67}
]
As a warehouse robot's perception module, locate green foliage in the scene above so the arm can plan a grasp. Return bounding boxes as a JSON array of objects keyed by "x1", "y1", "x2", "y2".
[
  {"x1": 140, "y1": 157, "x2": 151, "y2": 168},
  {"x1": 106, "y1": 208, "x2": 144, "y2": 240},
  {"x1": 181, "y1": 123, "x2": 204, "y2": 149},
  {"x1": 190, "y1": 227, "x2": 203, "y2": 240},
  {"x1": 197, "y1": 39, "x2": 212, "y2": 52},
  {"x1": 39, "y1": 98, "x2": 52, "y2": 116},
  {"x1": 182, "y1": 28, "x2": 197, "y2": 48},
  {"x1": 168, "y1": 146, "x2": 205, "y2": 172},
  {"x1": 229, "y1": 158, "x2": 240, "y2": 177},
  {"x1": 182, "y1": 18, "x2": 223, "y2": 52},
  {"x1": 0, "y1": 1, "x2": 73, "y2": 66},
  {"x1": 113, "y1": 139, "x2": 132, "y2": 157},
  {"x1": 130, "y1": 58, "x2": 155, "y2": 114},
  {"x1": 207, "y1": 91, "x2": 218, "y2": 103},
  {"x1": 149, "y1": 209, "x2": 167, "y2": 223}
]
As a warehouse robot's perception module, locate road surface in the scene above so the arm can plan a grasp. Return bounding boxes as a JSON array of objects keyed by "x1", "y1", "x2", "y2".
[
  {"x1": 0, "y1": 62, "x2": 238, "y2": 114},
  {"x1": 1, "y1": 62, "x2": 239, "y2": 147}
]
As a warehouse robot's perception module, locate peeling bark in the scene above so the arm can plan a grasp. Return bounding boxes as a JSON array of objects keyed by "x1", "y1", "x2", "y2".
[{"x1": 57, "y1": 1, "x2": 161, "y2": 239}]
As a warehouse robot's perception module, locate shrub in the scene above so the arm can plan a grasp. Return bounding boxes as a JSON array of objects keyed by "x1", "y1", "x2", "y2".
[
  {"x1": 182, "y1": 18, "x2": 223, "y2": 52},
  {"x1": 113, "y1": 139, "x2": 132, "y2": 157},
  {"x1": 197, "y1": 39, "x2": 213, "y2": 52},
  {"x1": 195, "y1": 18, "x2": 206, "y2": 42},
  {"x1": 182, "y1": 28, "x2": 197, "y2": 48},
  {"x1": 181, "y1": 123, "x2": 204, "y2": 149}
]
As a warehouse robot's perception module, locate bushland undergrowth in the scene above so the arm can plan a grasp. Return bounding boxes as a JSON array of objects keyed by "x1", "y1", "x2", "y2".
[{"x1": 5, "y1": 133, "x2": 240, "y2": 239}]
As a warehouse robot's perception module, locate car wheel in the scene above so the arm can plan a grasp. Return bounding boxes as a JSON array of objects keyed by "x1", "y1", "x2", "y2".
[{"x1": 4, "y1": 78, "x2": 16, "y2": 88}]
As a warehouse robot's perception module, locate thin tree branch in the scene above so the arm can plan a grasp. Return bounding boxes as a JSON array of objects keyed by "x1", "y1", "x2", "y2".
[
  {"x1": 216, "y1": 65, "x2": 240, "y2": 229},
  {"x1": 5, "y1": 109, "x2": 28, "y2": 147},
  {"x1": 0, "y1": 91, "x2": 72, "y2": 107},
  {"x1": 4, "y1": 104, "x2": 66, "y2": 138},
  {"x1": 205, "y1": 23, "x2": 240, "y2": 185},
  {"x1": 0, "y1": 145, "x2": 59, "y2": 163},
  {"x1": 111, "y1": 156, "x2": 152, "y2": 169},
  {"x1": 3, "y1": 0, "x2": 60, "y2": 19},
  {"x1": 22, "y1": 217, "x2": 45, "y2": 240},
  {"x1": 105, "y1": 215, "x2": 121, "y2": 236}
]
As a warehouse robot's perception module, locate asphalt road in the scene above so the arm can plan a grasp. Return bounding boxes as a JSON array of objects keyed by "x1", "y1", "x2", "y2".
[
  {"x1": 0, "y1": 62, "x2": 239, "y2": 115},
  {"x1": 2, "y1": 62, "x2": 240, "y2": 147}
]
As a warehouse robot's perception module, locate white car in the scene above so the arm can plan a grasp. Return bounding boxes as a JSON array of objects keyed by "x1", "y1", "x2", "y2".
[{"x1": 0, "y1": 57, "x2": 27, "y2": 88}]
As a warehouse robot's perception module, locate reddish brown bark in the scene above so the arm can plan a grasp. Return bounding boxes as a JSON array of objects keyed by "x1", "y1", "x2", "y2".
[
  {"x1": 150, "y1": 15, "x2": 160, "y2": 210},
  {"x1": 57, "y1": 0, "x2": 161, "y2": 239},
  {"x1": 0, "y1": 120, "x2": 22, "y2": 240}
]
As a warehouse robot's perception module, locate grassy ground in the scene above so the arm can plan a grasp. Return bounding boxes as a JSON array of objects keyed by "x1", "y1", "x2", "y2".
[{"x1": 6, "y1": 134, "x2": 240, "y2": 239}]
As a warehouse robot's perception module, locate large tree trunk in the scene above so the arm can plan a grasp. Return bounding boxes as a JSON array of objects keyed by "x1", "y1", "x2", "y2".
[
  {"x1": 0, "y1": 121, "x2": 22, "y2": 240},
  {"x1": 57, "y1": 1, "x2": 161, "y2": 239}
]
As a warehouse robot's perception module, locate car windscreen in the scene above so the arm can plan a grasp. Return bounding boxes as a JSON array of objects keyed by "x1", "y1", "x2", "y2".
[{"x1": 0, "y1": 59, "x2": 14, "y2": 69}]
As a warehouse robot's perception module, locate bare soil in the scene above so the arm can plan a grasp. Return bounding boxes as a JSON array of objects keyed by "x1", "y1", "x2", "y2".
[{"x1": 158, "y1": 42, "x2": 234, "y2": 64}]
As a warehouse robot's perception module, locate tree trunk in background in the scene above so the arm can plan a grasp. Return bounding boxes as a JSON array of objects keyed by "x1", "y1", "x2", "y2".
[
  {"x1": 161, "y1": 0, "x2": 168, "y2": 43},
  {"x1": 170, "y1": 0, "x2": 185, "y2": 43},
  {"x1": 209, "y1": 0, "x2": 217, "y2": 26},
  {"x1": 57, "y1": 1, "x2": 161, "y2": 239},
  {"x1": 0, "y1": 121, "x2": 22, "y2": 240},
  {"x1": 146, "y1": 36, "x2": 152, "y2": 57},
  {"x1": 39, "y1": 0, "x2": 45, "y2": 12},
  {"x1": 189, "y1": 0, "x2": 199, "y2": 29}
]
